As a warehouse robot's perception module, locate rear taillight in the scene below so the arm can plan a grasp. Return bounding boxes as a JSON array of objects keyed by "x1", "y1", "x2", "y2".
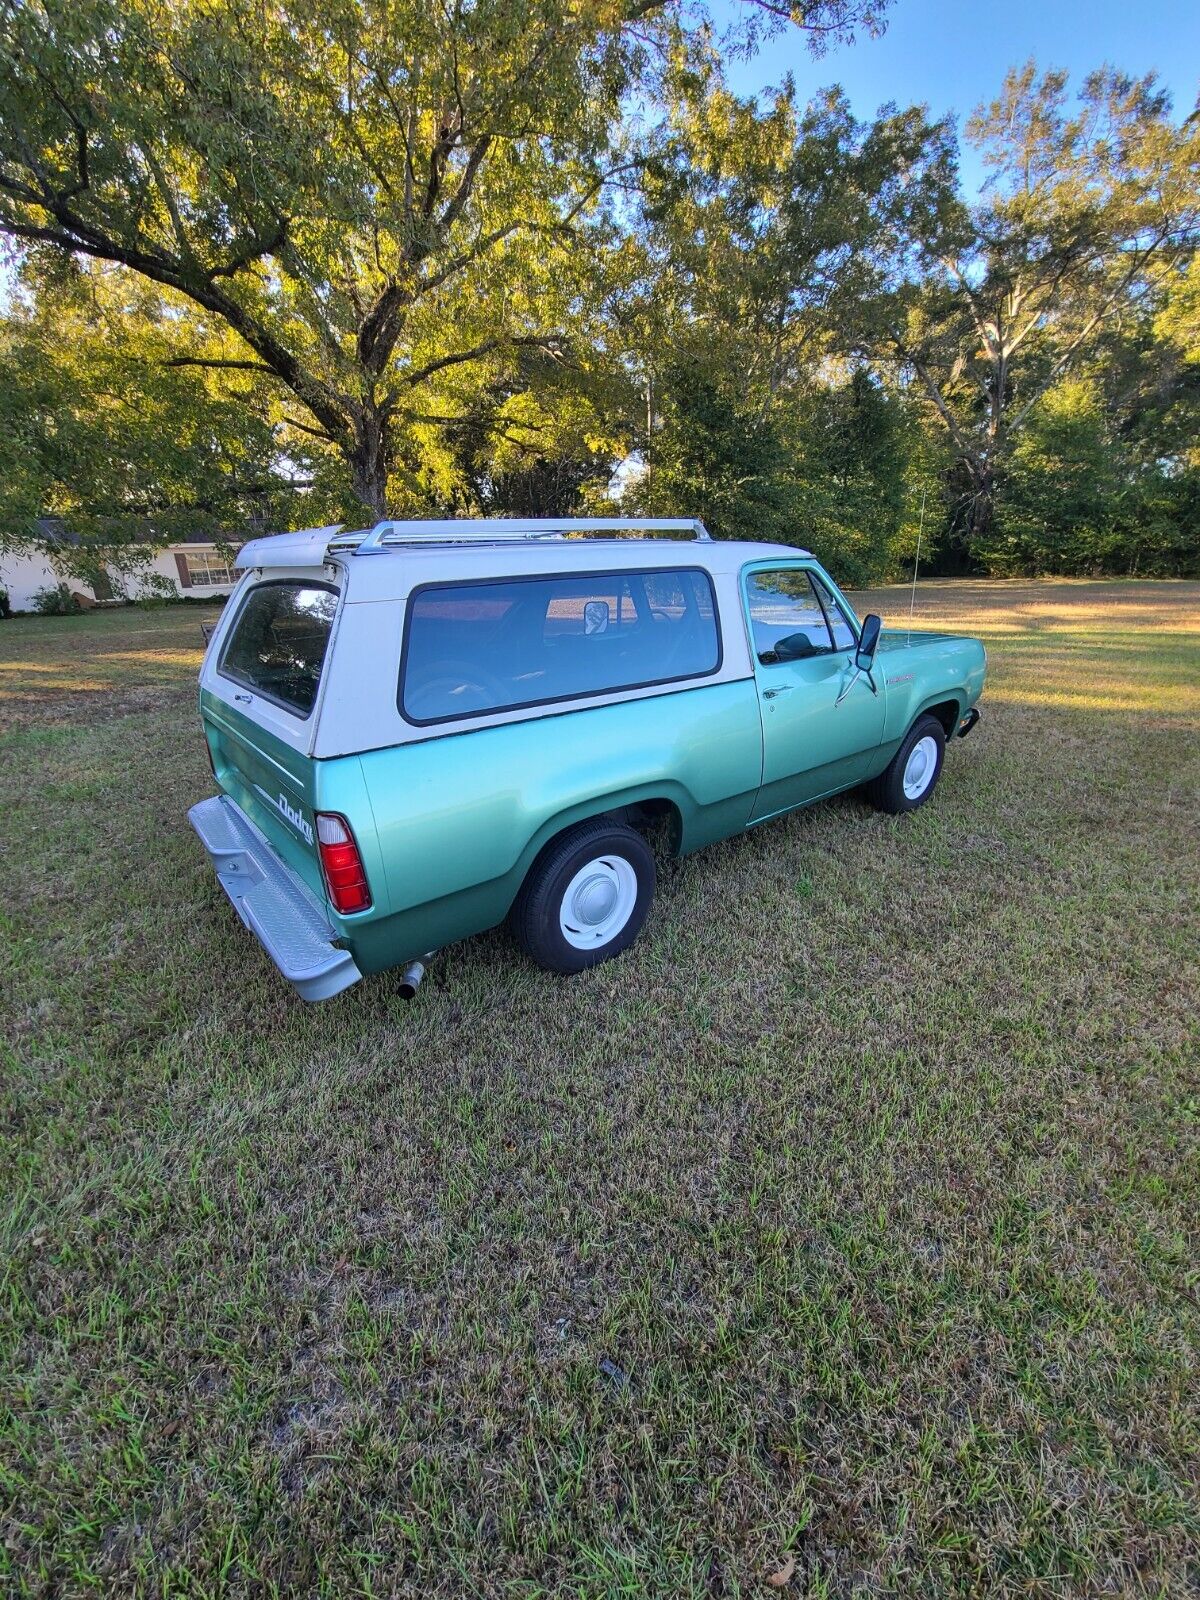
[{"x1": 315, "y1": 813, "x2": 371, "y2": 914}]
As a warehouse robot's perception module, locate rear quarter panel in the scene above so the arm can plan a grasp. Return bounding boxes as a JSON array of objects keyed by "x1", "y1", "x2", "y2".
[{"x1": 335, "y1": 680, "x2": 763, "y2": 974}]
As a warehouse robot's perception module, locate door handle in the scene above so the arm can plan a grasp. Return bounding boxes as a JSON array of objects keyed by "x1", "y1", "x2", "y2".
[
  {"x1": 233, "y1": 692, "x2": 253, "y2": 704},
  {"x1": 762, "y1": 685, "x2": 794, "y2": 699}
]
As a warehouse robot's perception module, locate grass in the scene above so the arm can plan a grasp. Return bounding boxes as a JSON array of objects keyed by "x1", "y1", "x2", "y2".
[{"x1": 1, "y1": 580, "x2": 1198, "y2": 1598}]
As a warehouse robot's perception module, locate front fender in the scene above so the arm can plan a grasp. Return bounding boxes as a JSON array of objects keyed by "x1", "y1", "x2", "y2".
[{"x1": 880, "y1": 636, "x2": 986, "y2": 745}]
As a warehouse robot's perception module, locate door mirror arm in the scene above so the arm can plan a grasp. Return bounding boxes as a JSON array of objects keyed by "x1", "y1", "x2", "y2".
[
  {"x1": 836, "y1": 613, "x2": 882, "y2": 707},
  {"x1": 835, "y1": 664, "x2": 875, "y2": 706}
]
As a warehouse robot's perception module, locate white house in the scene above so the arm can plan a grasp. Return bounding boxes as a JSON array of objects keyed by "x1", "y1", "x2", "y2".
[{"x1": 0, "y1": 531, "x2": 238, "y2": 612}]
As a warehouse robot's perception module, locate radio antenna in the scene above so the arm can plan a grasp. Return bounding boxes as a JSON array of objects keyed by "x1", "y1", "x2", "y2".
[{"x1": 908, "y1": 485, "x2": 927, "y2": 644}]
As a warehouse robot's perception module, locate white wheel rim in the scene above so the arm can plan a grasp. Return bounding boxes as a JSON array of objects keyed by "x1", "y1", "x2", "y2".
[
  {"x1": 902, "y1": 735, "x2": 939, "y2": 800},
  {"x1": 559, "y1": 855, "x2": 638, "y2": 950}
]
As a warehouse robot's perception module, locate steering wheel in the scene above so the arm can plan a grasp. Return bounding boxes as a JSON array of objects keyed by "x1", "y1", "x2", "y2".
[{"x1": 407, "y1": 660, "x2": 509, "y2": 718}]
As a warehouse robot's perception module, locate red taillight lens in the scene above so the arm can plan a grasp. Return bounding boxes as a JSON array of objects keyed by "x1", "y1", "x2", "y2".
[{"x1": 315, "y1": 813, "x2": 371, "y2": 914}]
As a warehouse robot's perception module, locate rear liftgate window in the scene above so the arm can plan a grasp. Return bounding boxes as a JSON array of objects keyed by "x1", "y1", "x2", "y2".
[
  {"x1": 220, "y1": 582, "x2": 338, "y2": 717},
  {"x1": 401, "y1": 569, "x2": 721, "y2": 725}
]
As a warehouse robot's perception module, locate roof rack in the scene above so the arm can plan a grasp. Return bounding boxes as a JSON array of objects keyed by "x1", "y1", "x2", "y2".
[{"x1": 349, "y1": 516, "x2": 711, "y2": 554}]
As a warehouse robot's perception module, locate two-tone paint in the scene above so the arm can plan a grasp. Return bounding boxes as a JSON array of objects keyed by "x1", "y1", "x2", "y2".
[{"x1": 195, "y1": 537, "x2": 986, "y2": 986}]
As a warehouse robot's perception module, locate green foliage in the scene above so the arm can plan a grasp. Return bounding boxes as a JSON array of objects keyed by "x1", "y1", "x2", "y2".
[
  {"x1": 0, "y1": 0, "x2": 643, "y2": 514},
  {"x1": 622, "y1": 362, "x2": 911, "y2": 587},
  {"x1": 861, "y1": 64, "x2": 1200, "y2": 565},
  {"x1": 32, "y1": 582, "x2": 82, "y2": 615},
  {"x1": 974, "y1": 372, "x2": 1200, "y2": 579},
  {"x1": 0, "y1": 2, "x2": 1195, "y2": 580},
  {"x1": 0, "y1": 263, "x2": 328, "y2": 562},
  {"x1": 789, "y1": 369, "x2": 909, "y2": 586},
  {"x1": 984, "y1": 380, "x2": 1124, "y2": 574},
  {"x1": 632, "y1": 359, "x2": 804, "y2": 543}
]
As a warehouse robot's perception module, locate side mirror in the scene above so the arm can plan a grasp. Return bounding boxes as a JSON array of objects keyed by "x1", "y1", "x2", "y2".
[{"x1": 855, "y1": 613, "x2": 882, "y2": 672}]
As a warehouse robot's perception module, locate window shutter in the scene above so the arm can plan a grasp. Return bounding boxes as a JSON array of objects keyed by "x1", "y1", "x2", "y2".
[{"x1": 174, "y1": 553, "x2": 193, "y2": 590}]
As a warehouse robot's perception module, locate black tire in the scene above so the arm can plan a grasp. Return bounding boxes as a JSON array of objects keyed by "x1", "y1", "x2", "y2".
[
  {"x1": 864, "y1": 713, "x2": 946, "y2": 814},
  {"x1": 511, "y1": 818, "x2": 656, "y2": 975}
]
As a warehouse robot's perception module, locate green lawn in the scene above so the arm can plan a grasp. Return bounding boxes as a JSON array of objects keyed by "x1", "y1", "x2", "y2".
[{"x1": 1, "y1": 581, "x2": 1197, "y2": 1597}]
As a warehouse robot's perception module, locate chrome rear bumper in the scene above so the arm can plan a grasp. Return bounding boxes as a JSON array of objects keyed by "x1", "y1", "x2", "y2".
[{"x1": 189, "y1": 794, "x2": 362, "y2": 1002}]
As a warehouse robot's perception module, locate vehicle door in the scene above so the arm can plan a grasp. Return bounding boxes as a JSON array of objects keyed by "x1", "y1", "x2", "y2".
[{"x1": 744, "y1": 563, "x2": 885, "y2": 821}]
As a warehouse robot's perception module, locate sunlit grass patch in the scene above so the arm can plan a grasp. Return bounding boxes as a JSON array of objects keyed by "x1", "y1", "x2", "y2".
[{"x1": 0, "y1": 605, "x2": 220, "y2": 727}]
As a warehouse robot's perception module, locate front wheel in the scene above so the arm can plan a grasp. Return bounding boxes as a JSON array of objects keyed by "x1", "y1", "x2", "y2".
[
  {"x1": 864, "y1": 714, "x2": 946, "y2": 814},
  {"x1": 511, "y1": 819, "x2": 656, "y2": 974}
]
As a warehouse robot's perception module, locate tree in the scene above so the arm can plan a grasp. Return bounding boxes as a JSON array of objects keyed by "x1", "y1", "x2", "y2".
[
  {"x1": 0, "y1": 0, "x2": 890, "y2": 522},
  {"x1": 0, "y1": 259, "x2": 322, "y2": 560},
  {"x1": 616, "y1": 72, "x2": 937, "y2": 575},
  {"x1": 860, "y1": 64, "x2": 1200, "y2": 548},
  {"x1": 789, "y1": 366, "x2": 909, "y2": 584},
  {"x1": 984, "y1": 377, "x2": 1123, "y2": 573},
  {"x1": 632, "y1": 355, "x2": 805, "y2": 542}
]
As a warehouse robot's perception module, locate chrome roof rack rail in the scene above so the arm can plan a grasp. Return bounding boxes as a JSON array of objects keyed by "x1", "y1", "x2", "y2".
[{"x1": 352, "y1": 516, "x2": 711, "y2": 553}]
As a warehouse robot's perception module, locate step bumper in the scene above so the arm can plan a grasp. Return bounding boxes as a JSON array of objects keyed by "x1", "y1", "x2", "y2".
[{"x1": 188, "y1": 794, "x2": 362, "y2": 1003}]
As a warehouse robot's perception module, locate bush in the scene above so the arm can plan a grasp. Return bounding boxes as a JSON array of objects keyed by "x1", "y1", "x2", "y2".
[
  {"x1": 0, "y1": 588, "x2": 10, "y2": 619},
  {"x1": 32, "y1": 583, "x2": 82, "y2": 616}
]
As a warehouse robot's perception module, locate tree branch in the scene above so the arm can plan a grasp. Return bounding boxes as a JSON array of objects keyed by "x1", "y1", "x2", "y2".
[
  {"x1": 161, "y1": 356, "x2": 278, "y2": 374},
  {"x1": 280, "y1": 415, "x2": 338, "y2": 442}
]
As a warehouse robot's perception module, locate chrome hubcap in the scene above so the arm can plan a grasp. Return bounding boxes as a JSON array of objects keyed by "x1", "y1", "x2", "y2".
[
  {"x1": 902, "y1": 735, "x2": 939, "y2": 800},
  {"x1": 559, "y1": 855, "x2": 638, "y2": 949}
]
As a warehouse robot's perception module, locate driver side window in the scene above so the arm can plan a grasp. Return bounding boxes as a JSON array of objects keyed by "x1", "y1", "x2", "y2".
[
  {"x1": 745, "y1": 569, "x2": 833, "y2": 662},
  {"x1": 811, "y1": 573, "x2": 857, "y2": 651}
]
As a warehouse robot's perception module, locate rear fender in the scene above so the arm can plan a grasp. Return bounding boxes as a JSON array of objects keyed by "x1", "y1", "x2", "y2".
[{"x1": 355, "y1": 681, "x2": 761, "y2": 922}]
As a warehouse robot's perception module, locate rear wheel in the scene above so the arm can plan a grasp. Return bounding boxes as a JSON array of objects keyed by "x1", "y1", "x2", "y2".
[
  {"x1": 512, "y1": 819, "x2": 656, "y2": 974},
  {"x1": 864, "y1": 713, "x2": 946, "y2": 814}
]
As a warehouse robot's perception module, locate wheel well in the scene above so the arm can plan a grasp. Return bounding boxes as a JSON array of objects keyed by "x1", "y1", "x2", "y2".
[
  {"x1": 510, "y1": 799, "x2": 682, "y2": 923},
  {"x1": 923, "y1": 699, "x2": 961, "y2": 737},
  {"x1": 536, "y1": 798, "x2": 683, "y2": 863},
  {"x1": 603, "y1": 797, "x2": 683, "y2": 852}
]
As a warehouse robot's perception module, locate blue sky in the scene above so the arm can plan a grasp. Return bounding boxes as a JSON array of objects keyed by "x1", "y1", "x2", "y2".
[{"x1": 715, "y1": 0, "x2": 1200, "y2": 194}]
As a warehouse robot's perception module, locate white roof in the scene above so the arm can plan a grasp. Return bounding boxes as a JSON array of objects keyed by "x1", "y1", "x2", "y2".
[{"x1": 235, "y1": 519, "x2": 814, "y2": 603}]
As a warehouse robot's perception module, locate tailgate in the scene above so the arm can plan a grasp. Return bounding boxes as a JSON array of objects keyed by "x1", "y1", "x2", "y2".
[{"x1": 201, "y1": 689, "x2": 326, "y2": 902}]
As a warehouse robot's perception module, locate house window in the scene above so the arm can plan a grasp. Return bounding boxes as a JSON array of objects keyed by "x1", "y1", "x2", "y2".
[{"x1": 184, "y1": 550, "x2": 236, "y2": 586}]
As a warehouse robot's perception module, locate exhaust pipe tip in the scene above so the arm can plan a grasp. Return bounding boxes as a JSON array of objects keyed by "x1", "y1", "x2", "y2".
[
  {"x1": 397, "y1": 961, "x2": 425, "y2": 999},
  {"x1": 397, "y1": 952, "x2": 436, "y2": 1000}
]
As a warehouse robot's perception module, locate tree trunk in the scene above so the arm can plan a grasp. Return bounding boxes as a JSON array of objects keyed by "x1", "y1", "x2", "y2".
[
  {"x1": 347, "y1": 406, "x2": 390, "y2": 520},
  {"x1": 963, "y1": 457, "x2": 996, "y2": 551}
]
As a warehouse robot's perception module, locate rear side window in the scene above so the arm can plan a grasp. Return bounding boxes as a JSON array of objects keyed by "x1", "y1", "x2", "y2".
[
  {"x1": 220, "y1": 582, "x2": 338, "y2": 717},
  {"x1": 401, "y1": 568, "x2": 721, "y2": 725}
]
